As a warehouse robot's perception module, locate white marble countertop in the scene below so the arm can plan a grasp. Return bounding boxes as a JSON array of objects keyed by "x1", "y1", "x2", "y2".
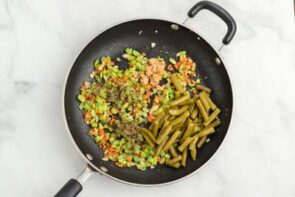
[{"x1": 1, "y1": 0, "x2": 295, "y2": 196}]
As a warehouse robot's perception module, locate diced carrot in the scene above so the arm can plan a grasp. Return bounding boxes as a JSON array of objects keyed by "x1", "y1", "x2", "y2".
[
  {"x1": 126, "y1": 155, "x2": 132, "y2": 162},
  {"x1": 167, "y1": 64, "x2": 174, "y2": 71},
  {"x1": 147, "y1": 113, "x2": 154, "y2": 122}
]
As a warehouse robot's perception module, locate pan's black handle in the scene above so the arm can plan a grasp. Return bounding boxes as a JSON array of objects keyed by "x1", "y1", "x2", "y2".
[
  {"x1": 187, "y1": 1, "x2": 237, "y2": 45},
  {"x1": 54, "y1": 179, "x2": 82, "y2": 197},
  {"x1": 54, "y1": 166, "x2": 94, "y2": 197}
]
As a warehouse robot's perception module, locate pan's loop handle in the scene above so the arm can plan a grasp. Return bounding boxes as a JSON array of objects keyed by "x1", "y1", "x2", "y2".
[
  {"x1": 187, "y1": 1, "x2": 237, "y2": 45},
  {"x1": 55, "y1": 165, "x2": 94, "y2": 197}
]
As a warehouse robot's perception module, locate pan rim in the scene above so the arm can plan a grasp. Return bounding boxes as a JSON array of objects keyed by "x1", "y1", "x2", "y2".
[{"x1": 61, "y1": 17, "x2": 234, "y2": 186}]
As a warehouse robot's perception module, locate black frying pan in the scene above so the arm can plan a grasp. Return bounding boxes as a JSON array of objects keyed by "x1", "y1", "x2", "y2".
[{"x1": 56, "y1": 1, "x2": 236, "y2": 196}]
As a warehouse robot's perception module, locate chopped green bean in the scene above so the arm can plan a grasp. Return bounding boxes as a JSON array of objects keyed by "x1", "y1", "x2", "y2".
[
  {"x1": 155, "y1": 111, "x2": 165, "y2": 123},
  {"x1": 181, "y1": 123, "x2": 195, "y2": 142},
  {"x1": 159, "y1": 114, "x2": 169, "y2": 128},
  {"x1": 191, "y1": 125, "x2": 201, "y2": 135},
  {"x1": 189, "y1": 135, "x2": 199, "y2": 150},
  {"x1": 188, "y1": 95, "x2": 198, "y2": 114},
  {"x1": 206, "y1": 94, "x2": 217, "y2": 110},
  {"x1": 178, "y1": 98, "x2": 193, "y2": 106},
  {"x1": 155, "y1": 136, "x2": 169, "y2": 156},
  {"x1": 162, "y1": 119, "x2": 170, "y2": 130},
  {"x1": 151, "y1": 121, "x2": 159, "y2": 137},
  {"x1": 181, "y1": 148, "x2": 188, "y2": 167},
  {"x1": 200, "y1": 91, "x2": 210, "y2": 111},
  {"x1": 204, "y1": 108, "x2": 221, "y2": 126},
  {"x1": 208, "y1": 120, "x2": 221, "y2": 128},
  {"x1": 196, "y1": 99, "x2": 209, "y2": 121},
  {"x1": 175, "y1": 91, "x2": 181, "y2": 99},
  {"x1": 163, "y1": 130, "x2": 182, "y2": 151},
  {"x1": 156, "y1": 125, "x2": 172, "y2": 144},
  {"x1": 141, "y1": 132, "x2": 154, "y2": 147},
  {"x1": 166, "y1": 161, "x2": 180, "y2": 168},
  {"x1": 197, "y1": 136, "x2": 207, "y2": 148},
  {"x1": 168, "y1": 115, "x2": 175, "y2": 121},
  {"x1": 169, "y1": 146, "x2": 178, "y2": 158},
  {"x1": 171, "y1": 74, "x2": 185, "y2": 93},
  {"x1": 190, "y1": 107, "x2": 198, "y2": 119},
  {"x1": 197, "y1": 127, "x2": 215, "y2": 138},
  {"x1": 169, "y1": 95, "x2": 190, "y2": 107},
  {"x1": 183, "y1": 91, "x2": 190, "y2": 97},
  {"x1": 170, "y1": 111, "x2": 190, "y2": 126},
  {"x1": 196, "y1": 84, "x2": 211, "y2": 93},
  {"x1": 140, "y1": 128, "x2": 156, "y2": 142},
  {"x1": 171, "y1": 122, "x2": 184, "y2": 133},
  {"x1": 190, "y1": 146, "x2": 197, "y2": 160},
  {"x1": 167, "y1": 155, "x2": 182, "y2": 164},
  {"x1": 169, "y1": 105, "x2": 189, "y2": 116},
  {"x1": 178, "y1": 137, "x2": 193, "y2": 152}
]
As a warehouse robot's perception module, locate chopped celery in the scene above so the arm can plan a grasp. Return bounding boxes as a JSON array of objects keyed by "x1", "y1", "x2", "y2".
[
  {"x1": 169, "y1": 58, "x2": 176, "y2": 65},
  {"x1": 77, "y1": 95, "x2": 86, "y2": 103}
]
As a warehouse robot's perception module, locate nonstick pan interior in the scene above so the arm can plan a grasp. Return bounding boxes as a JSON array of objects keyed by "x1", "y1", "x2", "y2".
[{"x1": 64, "y1": 19, "x2": 233, "y2": 185}]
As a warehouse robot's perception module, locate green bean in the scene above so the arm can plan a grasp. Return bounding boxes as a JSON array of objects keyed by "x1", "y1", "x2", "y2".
[
  {"x1": 181, "y1": 148, "x2": 188, "y2": 167},
  {"x1": 169, "y1": 146, "x2": 178, "y2": 158},
  {"x1": 196, "y1": 84, "x2": 211, "y2": 93},
  {"x1": 181, "y1": 123, "x2": 195, "y2": 142},
  {"x1": 171, "y1": 74, "x2": 185, "y2": 93},
  {"x1": 188, "y1": 95, "x2": 198, "y2": 114},
  {"x1": 170, "y1": 111, "x2": 190, "y2": 126},
  {"x1": 141, "y1": 132, "x2": 154, "y2": 147},
  {"x1": 156, "y1": 125, "x2": 172, "y2": 144},
  {"x1": 166, "y1": 161, "x2": 180, "y2": 168},
  {"x1": 190, "y1": 107, "x2": 198, "y2": 119},
  {"x1": 159, "y1": 114, "x2": 169, "y2": 128},
  {"x1": 158, "y1": 121, "x2": 168, "y2": 136},
  {"x1": 175, "y1": 91, "x2": 181, "y2": 99},
  {"x1": 171, "y1": 122, "x2": 184, "y2": 133},
  {"x1": 180, "y1": 118, "x2": 189, "y2": 132},
  {"x1": 197, "y1": 127, "x2": 215, "y2": 138},
  {"x1": 168, "y1": 115, "x2": 176, "y2": 121},
  {"x1": 206, "y1": 94, "x2": 217, "y2": 110},
  {"x1": 155, "y1": 136, "x2": 169, "y2": 156},
  {"x1": 194, "y1": 117, "x2": 203, "y2": 123},
  {"x1": 197, "y1": 136, "x2": 207, "y2": 148},
  {"x1": 183, "y1": 91, "x2": 190, "y2": 97},
  {"x1": 171, "y1": 111, "x2": 189, "y2": 126},
  {"x1": 204, "y1": 108, "x2": 221, "y2": 127},
  {"x1": 169, "y1": 105, "x2": 189, "y2": 116},
  {"x1": 208, "y1": 120, "x2": 221, "y2": 128},
  {"x1": 169, "y1": 95, "x2": 190, "y2": 107},
  {"x1": 163, "y1": 130, "x2": 182, "y2": 151},
  {"x1": 191, "y1": 125, "x2": 201, "y2": 135},
  {"x1": 162, "y1": 119, "x2": 170, "y2": 131},
  {"x1": 190, "y1": 146, "x2": 197, "y2": 160},
  {"x1": 189, "y1": 135, "x2": 199, "y2": 150},
  {"x1": 179, "y1": 98, "x2": 193, "y2": 106},
  {"x1": 154, "y1": 111, "x2": 165, "y2": 123},
  {"x1": 200, "y1": 91, "x2": 210, "y2": 111},
  {"x1": 178, "y1": 137, "x2": 193, "y2": 152},
  {"x1": 167, "y1": 155, "x2": 182, "y2": 164},
  {"x1": 151, "y1": 121, "x2": 159, "y2": 137},
  {"x1": 141, "y1": 128, "x2": 156, "y2": 142},
  {"x1": 196, "y1": 99, "x2": 209, "y2": 121}
]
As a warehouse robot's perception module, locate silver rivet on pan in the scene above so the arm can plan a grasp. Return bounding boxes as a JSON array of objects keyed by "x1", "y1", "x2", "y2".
[
  {"x1": 86, "y1": 153, "x2": 93, "y2": 161},
  {"x1": 197, "y1": 37, "x2": 200, "y2": 40},
  {"x1": 215, "y1": 57, "x2": 221, "y2": 65},
  {"x1": 100, "y1": 166, "x2": 108, "y2": 172},
  {"x1": 171, "y1": 24, "x2": 179, "y2": 30}
]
